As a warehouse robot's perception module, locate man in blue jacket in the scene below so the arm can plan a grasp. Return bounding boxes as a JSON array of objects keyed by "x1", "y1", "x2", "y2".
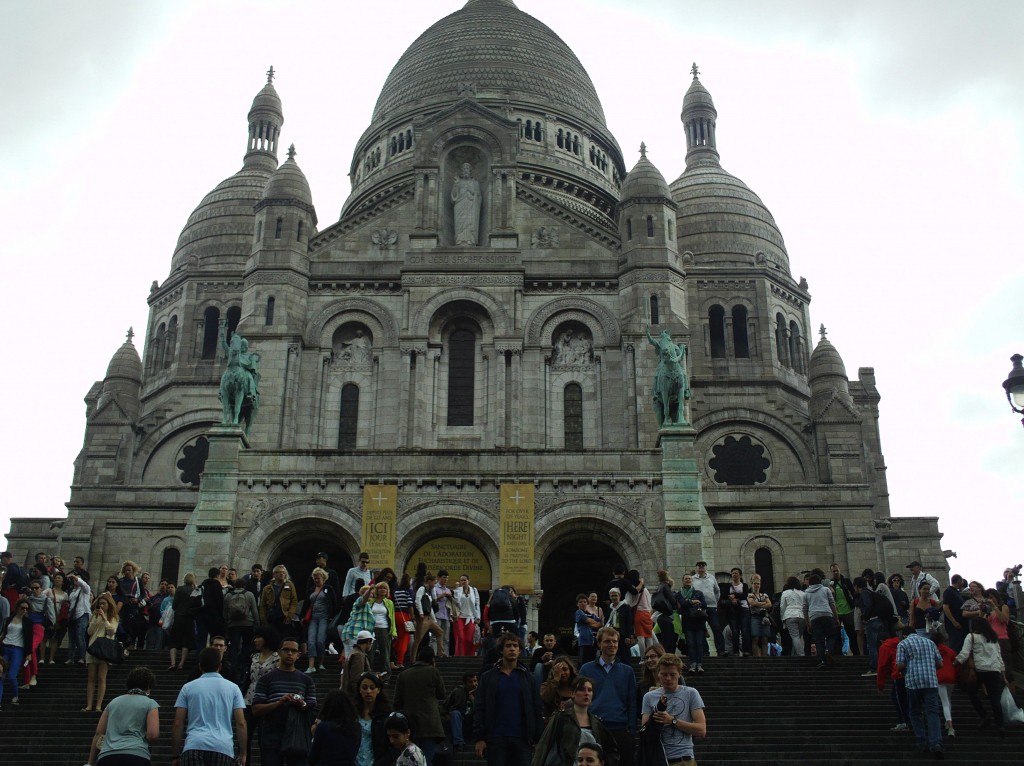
[
  {"x1": 580, "y1": 626, "x2": 637, "y2": 766},
  {"x1": 473, "y1": 633, "x2": 543, "y2": 766}
]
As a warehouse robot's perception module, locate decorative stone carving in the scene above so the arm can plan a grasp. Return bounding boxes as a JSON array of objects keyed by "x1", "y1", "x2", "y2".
[
  {"x1": 236, "y1": 497, "x2": 269, "y2": 526},
  {"x1": 531, "y1": 226, "x2": 559, "y2": 248},
  {"x1": 371, "y1": 228, "x2": 399, "y2": 249},
  {"x1": 451, "y1": 162, "x2": 482, "y2": 245},
  {"x1": 552, "y1": 326, "x2": 593, "y2": 367},
  {"x1": 332, "y1": 325, "x2": 374, "y2": 368}
]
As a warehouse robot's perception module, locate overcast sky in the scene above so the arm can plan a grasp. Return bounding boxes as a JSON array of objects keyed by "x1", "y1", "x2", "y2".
[{"x1": 2, "y1": 0, "x2": 1022, "y2": 585}]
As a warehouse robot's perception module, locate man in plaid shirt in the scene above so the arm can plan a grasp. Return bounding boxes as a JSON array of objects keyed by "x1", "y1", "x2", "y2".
[{"x1": 895, "y1": 631, "x2": 944, "y2": 758}]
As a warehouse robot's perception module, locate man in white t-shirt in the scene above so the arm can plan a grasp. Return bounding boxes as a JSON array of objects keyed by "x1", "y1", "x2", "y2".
[
  {"x1": 173, "y1": 646, "x2": 247, "y2": 766},
  {"x1": 641, "y1": 653, "x2": 706, "y2": 766}
]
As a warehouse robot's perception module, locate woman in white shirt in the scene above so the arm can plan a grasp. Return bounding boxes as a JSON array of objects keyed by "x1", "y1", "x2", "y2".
[
  {"x1": 779, "y1": 577, "x2": 807, "y2": 656},
  {"x1": 452, "y1": 574, "x2": 480, "y2": 656},
  {"x1": 954, "y1": 617, "x2": 1006, "y2": 733}
]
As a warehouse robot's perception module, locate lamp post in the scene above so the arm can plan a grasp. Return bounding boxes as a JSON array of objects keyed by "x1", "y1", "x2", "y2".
[{"x1": 1001, "y1": 353, "x2": 1024, "y2": 429}]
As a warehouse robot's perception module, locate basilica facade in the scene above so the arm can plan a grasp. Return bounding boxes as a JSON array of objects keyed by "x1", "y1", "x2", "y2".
[{"x1": 9, "y1": 0, "x2": 946, "y2": 630}]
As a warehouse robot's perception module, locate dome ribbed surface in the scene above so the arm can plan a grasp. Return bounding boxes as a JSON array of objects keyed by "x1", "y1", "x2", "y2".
[
  {"x1": 171, "y1": 167, "x2": 273, "y2": 272},
  {"x1": 372, "y1": 0, "x2": 606, "y2": 127},
  {"x1": 670, "y1": 163, "x2": 789, "y2": 269},
  {"x1": 263, "y1": 155, "x2": 312, "y2": 205},
  {"x1": 249, "y1": 82, "x2": 282, "y2": 117},
  {"x1": 683, "y1": 77, "x2": 716, "y2": 111},
  {"x1": 621, "y1": 153, "x2": 671, "y2": 201},
  {"x1": 105, "y1": 340, "x2": 142, "y2": 383},
  {"x1": 808, "y1": 336, "x2": 848, "y2": 382}
]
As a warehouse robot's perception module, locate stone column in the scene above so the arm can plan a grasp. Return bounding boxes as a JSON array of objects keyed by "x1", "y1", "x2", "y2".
[
  {"x1": 183, "y1": 425, "x2": 248, "y2": 574},
  {"x1": 659, "y1": 424, "x2": 715, "y2": 570}
]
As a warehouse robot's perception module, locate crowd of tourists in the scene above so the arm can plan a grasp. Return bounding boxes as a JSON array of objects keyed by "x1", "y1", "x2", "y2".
[{"x1": 1, "y1": 548, "x2": 1021, "y2": 765}]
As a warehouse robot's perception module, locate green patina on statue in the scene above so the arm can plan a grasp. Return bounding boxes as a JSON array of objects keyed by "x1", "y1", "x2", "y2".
[
  {"x1": 219, "y1": 320, "x2": 260, "y2": 433},
  {"x1": 646, "y1": 324, "x2": 691, "y2": 426}
]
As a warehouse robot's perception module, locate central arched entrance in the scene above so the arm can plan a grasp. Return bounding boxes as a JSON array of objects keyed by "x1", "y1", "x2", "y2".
[
  {"x1": 539, "y1": 540, "x2": 623, "y2": 641},
  {"x1": 262, "y1": 519, "x2": 358, "y2": 587}
]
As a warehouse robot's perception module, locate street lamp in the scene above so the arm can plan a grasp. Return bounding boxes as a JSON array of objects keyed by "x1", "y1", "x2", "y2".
[{"x1": 1002, "y1": 353, "x2": 1024, "y2": 428}]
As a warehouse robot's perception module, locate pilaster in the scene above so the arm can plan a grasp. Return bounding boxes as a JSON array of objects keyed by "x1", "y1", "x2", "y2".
[
  {"x1": 183, "y1": 425, "x2": 248, "y2": 573},
  {"x1": 660, "y1": 423, "x2": 715, "y2": 570}
]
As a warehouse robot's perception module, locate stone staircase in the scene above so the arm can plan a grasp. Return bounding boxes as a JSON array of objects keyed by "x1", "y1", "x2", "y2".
[{"x1": 1, "y1": 649, "x2": 1020, "y2": 765}]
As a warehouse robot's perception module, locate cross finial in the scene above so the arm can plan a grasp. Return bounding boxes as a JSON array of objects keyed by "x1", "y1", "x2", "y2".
[
  {"x1": 690, "y1": 62, "x2": 700, "y2": 79},
  {"x1": 819, "y1": 324, "x2": 828, "y2": 340},
  {"x1": 126, "y1": 327, "x2": 135, "y2": 342},
  {"x1": 639, "y1": 141, "x2": 647, "y2": 158},
  {"x1": 266, "y1": 65, "x2": 275, "y2": 84},
  {"x1": 287, "y1": 143, "x2": 296, "y2": 160}
]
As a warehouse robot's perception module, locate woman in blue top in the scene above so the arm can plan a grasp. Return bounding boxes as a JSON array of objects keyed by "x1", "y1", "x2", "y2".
[{"x1": 88, "y1": 666, "x2": 159, "y2": 765}]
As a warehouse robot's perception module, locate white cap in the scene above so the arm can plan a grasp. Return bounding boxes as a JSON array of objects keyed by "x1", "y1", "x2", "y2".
[{"x1": 356, "y1": 630, "x2": 375, "y2": 643}]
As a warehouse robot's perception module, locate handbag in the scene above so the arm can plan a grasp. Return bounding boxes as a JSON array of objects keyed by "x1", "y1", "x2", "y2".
[
  {"x1": 57, "y1": 596, "x2": 70, "y2": 629},
  {"x1": 87, "y1": 637, "x2": 127, "y2": 664},
  {"x1": 955, "y1": 636, "x2": 977, "y2": 688},
  {"x1": 282, "y1": 704, "x2": 314, "y2": 756}
]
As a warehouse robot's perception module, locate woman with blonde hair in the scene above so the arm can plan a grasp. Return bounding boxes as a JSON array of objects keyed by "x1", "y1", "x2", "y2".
[
  {"x1": 304, "y1": 566, "x2": 339, "y2": 674},
  {"x1": 84, "y1": 592, "x2": 119, "y2": 711}
]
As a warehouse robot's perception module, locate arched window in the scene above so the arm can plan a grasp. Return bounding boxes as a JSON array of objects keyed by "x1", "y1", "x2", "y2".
[
  {"x1": 265, "y1": 296, "x2": 275, "y2": 326},
  {"x1": 338, "y1": 383, "x2": 359, "y2": 449},
  {"x1": 160, "y1": 547, "x2": 181, "y2": 585},
  {"x1": 406, "y1": 129, "x2": 412, "y2": 148},
  {"x1": 626, "y1": 218, "x2": 633, "y2": 240},
  {"x1": 775, "y1": 314, "x2": 790, "y2": 368},
  {"x1": 226, "y1": 306, "x2": 242, "y2": 338},
  {"x1": 255, "y1": 220, "x2": 262, "y2": 241},
  {"x1": 296, "y1": 220, "x2": 304, "y2": 241},
  {"x1": 557, "y1": 129, "x2": 564, "y2": 148},
  {"x1": 390, "y1": 137, "x2": 397, "y2": 156},
  {"x1": 572, "y1": 135, "x2": 580, "y2": 155},
  {"x1": 649, "y1": 295, "x2": 660, "y2": 326},
  {"x1": 164, "y1": 316, "x2": 178, "y2": 369},
  {"x1": 151, "y1": 324, "x2": 165, "y2": 372},
  {"x1": 789, "y1": 320, "x2": 803, "y2": 373},
  {"x1": 201, "y1": 306, "x2": 220, "y2": 359},
  {"x1": 732, "y1": 305, "x2": 750, "y2": 358},
  {"x1": 447, "y1": 329, "x2": 475, "y2": 426},
  {"x1": 754, "y1": 547, "x2": 775, "y2": 597},
  {"x1": 564, "y1": 383, "x2": 583, "y2": 449},
  {"x1": 533, "y1": 122, "x2": 542, "y2": 141},
  {"x1": 709, "y1": 305, "x2": 727, "y2": 358},
  {"x1": 275, "y1": 217, "x2": 283, "y2": 238},
  {"x1": 646, "y1": 215, "x2": 655, "y2": 237}
]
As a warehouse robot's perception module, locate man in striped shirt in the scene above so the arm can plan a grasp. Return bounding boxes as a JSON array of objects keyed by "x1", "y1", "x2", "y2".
[{"x1": 253, "y1": 638, "x2": 318, "y2": 765}]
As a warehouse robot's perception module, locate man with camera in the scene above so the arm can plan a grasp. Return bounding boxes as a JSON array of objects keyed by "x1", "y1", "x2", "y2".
[
  {"x1": 641, "y1": 653, "x2": 706, "y2": 766},
  {"x1": 252, "y1": 637, "x2": 318, "y2": 765}
]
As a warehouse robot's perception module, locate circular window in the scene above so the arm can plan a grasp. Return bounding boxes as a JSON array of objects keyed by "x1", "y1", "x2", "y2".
[
  {"x1": 708, "y1": 435, "x2": 770, "y2": 486},
  {"x1": 177, "y1": 436, "x2": 210, "y2": 487}
]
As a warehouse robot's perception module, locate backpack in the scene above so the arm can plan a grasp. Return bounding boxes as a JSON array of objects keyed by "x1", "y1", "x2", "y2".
[
  {"x1": 225, "y1": 591, "x2": 249, "y2": 622},
  {"x1": 189, "y1": 583, "x2": 205, "y2": 609},
  {"x1": 489, "y1": 587, "x2": 512, "y2": 619},
  {"x1": 869, "y1": 588, "x2": 895, "y2": 621}
]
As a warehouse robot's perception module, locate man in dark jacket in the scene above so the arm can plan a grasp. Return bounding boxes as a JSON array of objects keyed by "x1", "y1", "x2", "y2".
[
  {"x1": 474, "y1": 632, "x2": 543, "y2": 766},
  {"x1": 196, "y1": 567, "x2": 226, "y2": 649}
]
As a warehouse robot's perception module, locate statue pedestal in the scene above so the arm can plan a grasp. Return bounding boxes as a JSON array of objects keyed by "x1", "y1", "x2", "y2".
[
  {"x1": 659, "y1": 424, "x2": 716, "y2": 571},
  {"x1": 183, "y1": 425, "x2": 249, "y2": 573}
]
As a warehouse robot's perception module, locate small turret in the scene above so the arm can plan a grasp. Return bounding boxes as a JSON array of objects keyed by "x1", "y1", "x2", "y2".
[
  {"x1": 681, "y1": 63, "x2": 719, "y2": 168},
  {"x1": 808, "y1": 325, "x2": 856, "y2": 419},
  {"x1": 99, "y1": 328, "x2": 143, "y2": 421},
  {"x1": 245, "y1": 65, "x2": 284, "y2": 172},
  {"x1": 619, "y1": 143, "x2": 677, "y2": 253}
]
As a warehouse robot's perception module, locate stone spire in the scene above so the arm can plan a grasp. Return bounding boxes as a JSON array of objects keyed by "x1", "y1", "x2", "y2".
[
  {"x1": 681, "y1": 64, "x2": 719, "y2": 167},
  {"x1": 245, "y1": 66, "x2": 285, "y2": 171}
]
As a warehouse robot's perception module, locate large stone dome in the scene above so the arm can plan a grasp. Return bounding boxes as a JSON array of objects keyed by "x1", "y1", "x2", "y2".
[{"x1": 372, "y1": 0, "x2": 607, "y2": 128}]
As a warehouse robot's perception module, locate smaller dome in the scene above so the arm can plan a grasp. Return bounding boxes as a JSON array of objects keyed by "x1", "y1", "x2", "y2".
[
  {"x1": 249, "y1": 81, "x2": 282, "y2": 118},
  {"x1": 105, "y1": 333, "x2": 143, "y2": 383},
  {"x1": 263, "y1": 146, "x2": 313, "y2": 205},
  {"x1": 682, "y1": 75, "x2": 716, "y2": 112},
  {"x1": 620, "y1": 145, "x2": 671, "y2": 201},
  {"x1": 808, "y1": 328, "x2": 848, "y2": 385}
]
